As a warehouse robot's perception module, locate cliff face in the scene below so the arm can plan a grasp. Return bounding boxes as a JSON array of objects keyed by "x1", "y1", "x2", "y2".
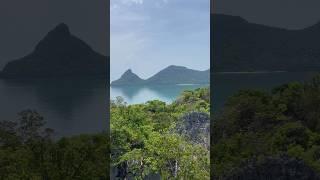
[{"x1": 1, "y1": 23, "x2": 108, "y2": 78}]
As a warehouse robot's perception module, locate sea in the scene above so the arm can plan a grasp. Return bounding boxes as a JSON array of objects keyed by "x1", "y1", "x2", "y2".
[{"x1": 0, "y1": 72, "x2": 317, "y2": 137}]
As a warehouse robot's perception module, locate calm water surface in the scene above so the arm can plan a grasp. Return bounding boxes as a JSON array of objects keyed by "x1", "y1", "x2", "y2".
[
  {"x1": 0, "y1": 78, "x2": 107, "y2": 137},
  {"x1": 110, "y1": 84, "x2": 209, "y2": 104},
  {"x1": 1, "y1": 72, "x2": 317, "y2": 137}
]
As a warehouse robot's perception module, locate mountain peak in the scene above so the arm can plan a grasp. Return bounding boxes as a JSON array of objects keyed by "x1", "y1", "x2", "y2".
[
  {"x1": 124, "y1": 69, "x2": 133, "y2": 74},
  {"x1": 34, "y1": 23, "x2": 72, "y2": 52},
  {"x1": 33, "y1": 23, "x2": 93, "y2": 55},
  {"x1": 121, "y1": 69, "x2": 140, "y2": 78},
  {"x1": 111, "y1": 69, "x2": 144, "y2": 86},
  {"x1": 49, "y1": 23, "x2": 71, "y2": 36}
]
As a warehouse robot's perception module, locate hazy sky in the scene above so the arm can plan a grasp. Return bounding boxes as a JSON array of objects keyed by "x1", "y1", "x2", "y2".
[
  {"x1": 0, "y1": 0, "x2": 109, "y2": 69},
  {"x1": 213, "y1": 0, "x2": 320, "y2": 30},
  {"x1": 111, "y1": 0, "x2": 210, "y2": 81}
]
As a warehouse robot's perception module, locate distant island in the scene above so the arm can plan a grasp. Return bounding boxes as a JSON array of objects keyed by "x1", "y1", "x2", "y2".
[
  {"x1": 213, "y1": 14, "x2": 320, "y2": 72},
  {"x1": 0, "y1": 23, "x2": 108, "y2": 78},
  {"x1": 111, "y1": 65, "x2": 209, "y2": 86}
]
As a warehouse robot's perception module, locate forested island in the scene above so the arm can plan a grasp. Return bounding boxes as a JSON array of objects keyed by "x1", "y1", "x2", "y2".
[
  {"x1": 111, "y1": 88, "x2": 210, "y2": 179},
  {"x1": 212, "y1": 75, "x2": 320, "y2": 179},
  {"x1": 0, "y1": 23, "x2": 108, "y2": 78},
  {"x1": 111, "y1": 66, "x2": 209, "y2": 86}
]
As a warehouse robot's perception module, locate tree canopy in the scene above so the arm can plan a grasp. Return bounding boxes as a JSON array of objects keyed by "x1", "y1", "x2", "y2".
[
  {"x1": 212, "y1": 75, "x2": 320, "y2": 179},
  {"x1": 111, "y1": 88, "x2": 210, "y2": 179},
  {"x1": 0, "y1": 110, "x2": 109, "y2": 179}
]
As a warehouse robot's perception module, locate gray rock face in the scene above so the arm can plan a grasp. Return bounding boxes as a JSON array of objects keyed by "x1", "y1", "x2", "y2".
[
  {"x1": 1, "y1": 23, "x2": 108, "y2": 78},
  {"x1": 177, "y1": 112, "x2": 210, "y2": 148}
]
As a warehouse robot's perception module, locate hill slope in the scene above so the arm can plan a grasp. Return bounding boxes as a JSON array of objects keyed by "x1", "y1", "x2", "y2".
[
  {"x1": 212, "y1": 14, "x2": 320, "y2": 72},
  {"x1": 146, "y1": 65, "x2": 209, "y2": 84}
]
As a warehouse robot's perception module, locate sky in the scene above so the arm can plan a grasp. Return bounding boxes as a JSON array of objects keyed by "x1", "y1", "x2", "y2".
[
  {"x1": 0, "y1": 0, "x2": 109, "y2": 69},
  {"x1": 111, "y1": 0, "x2": 210, "y2": 81},
  {"x1": 213, "y1": 0, "x2": 320, "y2": 30}
]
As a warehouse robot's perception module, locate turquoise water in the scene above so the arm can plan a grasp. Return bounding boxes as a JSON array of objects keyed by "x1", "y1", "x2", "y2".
[
  {"x1": 111, "y1": 72, "x2": 319, "y2": 107},
  {"x1": 110, "y1": 84, "x2": 209, "y2": 104}
]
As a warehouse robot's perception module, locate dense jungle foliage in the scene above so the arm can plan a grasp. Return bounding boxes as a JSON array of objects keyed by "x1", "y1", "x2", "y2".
[
  {"x1": 0, "y1": 110, "x2": 109, "y2": 179},
  {"x1": 111, "y1": 88, "x2": 210, "y2": 179},
  {"x1": 212, "y1": 75, "x2": 320, "y2": 179}
]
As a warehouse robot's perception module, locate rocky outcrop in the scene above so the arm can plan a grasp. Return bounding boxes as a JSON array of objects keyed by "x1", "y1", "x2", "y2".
[{"x1": 177, "y1": 112, "x2": 210, "y2": 148}]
